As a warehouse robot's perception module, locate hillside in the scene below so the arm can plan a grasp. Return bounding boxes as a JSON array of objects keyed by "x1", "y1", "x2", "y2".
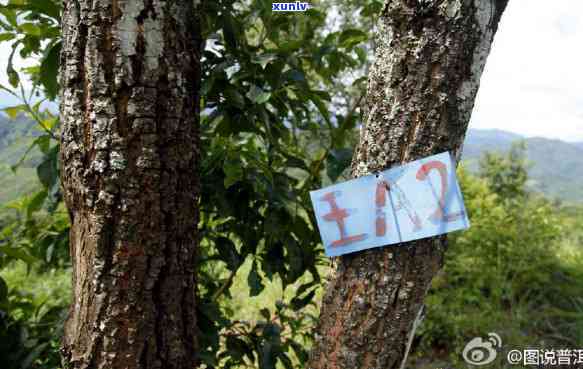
[
  {"x1": 0, "y1": 115, "x2": 41, "y2": 204},
  {"x1": 1, "y1": 116, "x2": 582, "y2": 203},
  {"x1": 463, "y1": 129, "x2": 583, "y2": 203}
]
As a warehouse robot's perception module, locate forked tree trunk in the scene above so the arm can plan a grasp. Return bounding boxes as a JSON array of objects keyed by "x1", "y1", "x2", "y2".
[
  {"x1": 59, "y1": 1, "x2": 200, "y2": 368},
  {"x1": 308, "y1": 1, "x2": 508, "y2": 368}
]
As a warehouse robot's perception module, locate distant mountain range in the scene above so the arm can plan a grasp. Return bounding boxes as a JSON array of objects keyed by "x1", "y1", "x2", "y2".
[
  {"x1": 463, "y1": 129, "x2": 583, "y2": 203},
  {"x1": 1, "y1": 114, "x2": 582, "y2": 204}
]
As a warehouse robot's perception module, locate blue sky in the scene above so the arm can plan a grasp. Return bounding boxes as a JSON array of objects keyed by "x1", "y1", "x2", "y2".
[{"x1": 1, "y1": 0, "x2": 581, "y2": 142}]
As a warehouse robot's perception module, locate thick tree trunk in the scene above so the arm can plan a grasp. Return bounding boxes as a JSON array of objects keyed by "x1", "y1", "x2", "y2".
[
  {"x1": 308, "y1": 1, "x2": 508, "y2": 368},
  {"x1": 59, "y1": 1, "x2": 200, "y2": 368}
]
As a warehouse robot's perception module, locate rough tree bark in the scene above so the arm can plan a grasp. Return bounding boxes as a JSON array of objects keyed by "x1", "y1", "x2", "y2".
[
  {"x1": 308, "y1": 1, "x2": 508, "y2": 368},
  {"x1": 59, "y1": 1, "x2": 200, "y2": 368}
]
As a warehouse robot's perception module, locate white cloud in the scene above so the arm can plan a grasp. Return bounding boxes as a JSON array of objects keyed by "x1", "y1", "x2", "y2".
[{"x1": 470, "y1": 0, "x2": 583, "y2": 142}]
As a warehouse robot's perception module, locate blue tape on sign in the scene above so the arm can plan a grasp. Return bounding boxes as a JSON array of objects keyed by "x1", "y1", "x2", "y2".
[{"x1": 310, "y1": 152, "x2": 470, "y2": 257}]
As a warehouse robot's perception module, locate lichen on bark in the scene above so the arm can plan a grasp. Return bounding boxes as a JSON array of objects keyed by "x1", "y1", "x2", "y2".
[
  {"x1": 308, "y1": 1, "x2": 508, "y2": 368},
  {"x1": 59, "y1": 1, "x2": 201, "y2": 368}
]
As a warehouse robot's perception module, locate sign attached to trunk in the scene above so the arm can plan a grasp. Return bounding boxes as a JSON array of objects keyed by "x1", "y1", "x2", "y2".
[{"x1": 310, "y1": 152, "x2": 470, "y2": 257}]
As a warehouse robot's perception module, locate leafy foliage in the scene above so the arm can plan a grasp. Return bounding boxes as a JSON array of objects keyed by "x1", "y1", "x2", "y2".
[
  {"x1": 413, "y1": 151, "x2": 583, "y2": 367},
  {"x1": 0, "y1": 263, "x2": 69, "y2": 369},
  {"x1": 478, "y1": 142, "x2": 529, "y2": 200},
  {"x1": 197, "y1": 0, "x2": 372, "y2": 365},
  {"x1": 0, "y1": 0, "x2": 60, "y2": 98}
]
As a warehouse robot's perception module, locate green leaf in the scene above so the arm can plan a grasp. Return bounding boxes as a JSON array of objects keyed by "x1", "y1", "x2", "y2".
[
  {"x1": 45, "y1": 178, "x2": 61, "y2": 213},
  {"x1": 326, "y1": 148, "x2": 353, "y2": 181},
  {"x1": 7, "y1": 46, "x2": 19, "y2": 88},
  {"x1": 223, "y1": 159, "x2": 243, "y2": 188},
  {"x1": 27, "y1": 189, "x2": 47, "y2": 218},
  {"x1": 222, "y1": 13, "x2": 237, "y2": 50},
  {"x1": 0, "y1": 33, "x2": 15, "y2": 41},
  {"x1": 19, "y1": 23, "x2": 41, "y2": 36},
  {"x1": 42, "y1": 116, "x2": 59, "y2": 131},
  {"x1": 0, "y1": 245, "x2": 37, "y2": 264},
  {"x1": 40, "y1": 41, "x2": 61, "y2": 100},
  {"x1": 248, "y1": 261, "x2": 265, "y2": 297},
  {"x1": 355, "y1": 47, "x2": 367, "y2": 64},
  {"x1": 3, "y1": 104, "x2": 26, "y2": 119},
  {"x1": 246, "y1": 85, "x2": 271, "y2": 105},
  {"x1": 37, "y1": 145, "x2": 59, "y2": 189},
  {"x1": 215, "y1": 237, "x2": 241, "y2": 270},
  {"x1": 252, "y1": 53, "x2": 278, "y2": 69},
  {"x1": 0, "y1": 8, "x2": 17, "y2": 27},
  {"x1": 282, "y1": 152, "x2": 308, "y2": 171},
  {"x1": 224, "y1": 87, "x2": 245, "y2": 109},
  {"x1": 338, "y1": 29, "x2": 368, "y2": 49},
  {"x1": 46, "y1": 241, "x2": 55, "y2": 263},
  {"x1": 277, "y1": 39, "x2": 302, "y2": 52},
  {"x1": 26, "y1": 0, "x2": 61, "y2": 20},
  {"x1": 308, "y1": 92, "x2": 330, "y2": 124},
  {"x1": 36, "y1": 134, "x2": 51, "y2": 154}
]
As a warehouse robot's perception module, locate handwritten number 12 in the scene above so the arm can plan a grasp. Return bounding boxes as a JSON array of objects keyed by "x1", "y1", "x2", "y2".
[{"x1": 319, "y1": 160, "x2": 462, "y2": 248}]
